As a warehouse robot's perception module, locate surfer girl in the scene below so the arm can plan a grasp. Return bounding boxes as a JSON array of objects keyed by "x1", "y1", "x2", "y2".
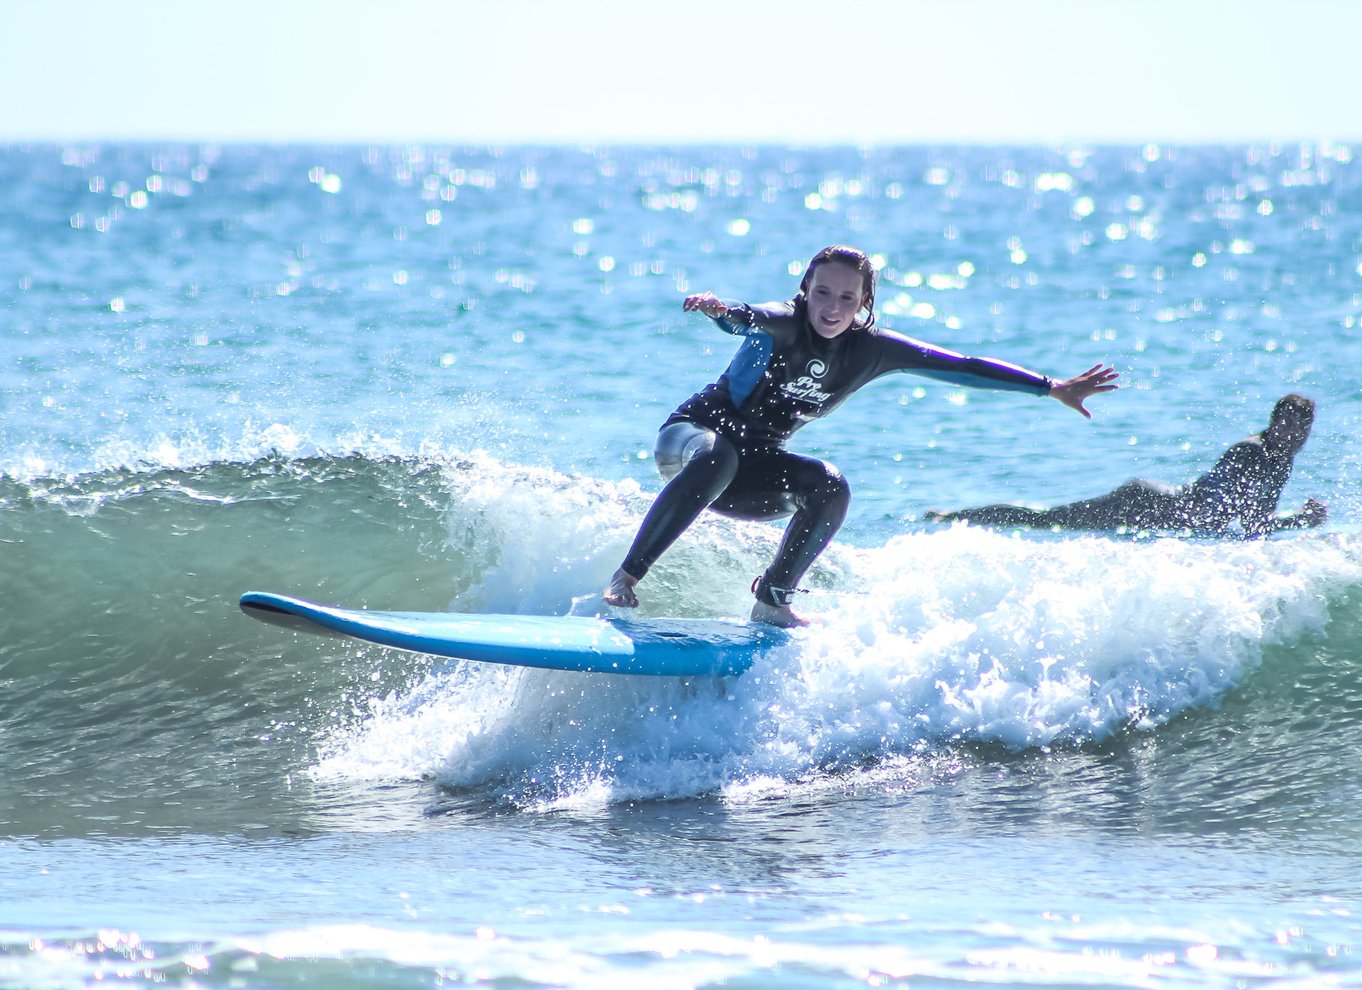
[{"x1": 602, "y1": 244, "x2": 1119, "y2": 626}]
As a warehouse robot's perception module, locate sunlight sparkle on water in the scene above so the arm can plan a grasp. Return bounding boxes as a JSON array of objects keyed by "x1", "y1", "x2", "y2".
[
  {"x1": 1034, "y1": 172, "x2": 1074, "y2": 192},
  {"x1": 308, "y1": 167, "x2": 342, "y2": 193}
]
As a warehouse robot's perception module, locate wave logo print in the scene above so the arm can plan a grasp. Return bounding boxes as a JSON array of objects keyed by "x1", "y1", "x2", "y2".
[{"x1": 807, "y1": 359, "x2": 828, "y2": 378}]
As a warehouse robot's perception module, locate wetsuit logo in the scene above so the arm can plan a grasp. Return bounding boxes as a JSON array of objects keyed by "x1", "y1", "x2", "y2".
[
  {"x1": 782, "y1": 376, "x2": 835, "y2": 407},
  {"x1": 806, "y1": 359, "x2": 827, "y2": 378}
]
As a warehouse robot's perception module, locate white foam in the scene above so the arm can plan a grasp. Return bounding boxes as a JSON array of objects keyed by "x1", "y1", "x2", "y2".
[
  {"x1": 433, "y1": 451, "x2": 791, "y2": 620},
  {"x1": 313, "y1": 475, "x2": 1362, "y2": 806}
]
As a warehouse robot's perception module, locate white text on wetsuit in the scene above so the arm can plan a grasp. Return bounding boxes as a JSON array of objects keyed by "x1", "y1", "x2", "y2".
[{"x1": 781, "y1": 376, "x2": 835, "y2": 407}]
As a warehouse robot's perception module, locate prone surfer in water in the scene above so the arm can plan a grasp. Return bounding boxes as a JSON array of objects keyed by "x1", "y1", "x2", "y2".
[
  {"x1": 601, "y1": 244, "x2": 1119, "y2": 626},
  {"x1": 925, "y1": 393, "x2": 1326, "y2": 537}
]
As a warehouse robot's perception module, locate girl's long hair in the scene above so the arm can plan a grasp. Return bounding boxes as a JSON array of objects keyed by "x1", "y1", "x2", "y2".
[{"x1": 795, "y1": 244, "x2": 877, "y2": 331}]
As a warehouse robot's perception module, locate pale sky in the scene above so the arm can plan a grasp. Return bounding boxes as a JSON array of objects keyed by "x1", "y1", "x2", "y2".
[{"x1": 2, "y1": 0, "x2": 1359, "y2": 144}]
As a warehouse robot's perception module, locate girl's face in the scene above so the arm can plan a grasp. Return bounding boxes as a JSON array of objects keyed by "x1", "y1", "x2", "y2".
[{"x1": 804, "y1": 262, "x2": 867, "y2": 339}]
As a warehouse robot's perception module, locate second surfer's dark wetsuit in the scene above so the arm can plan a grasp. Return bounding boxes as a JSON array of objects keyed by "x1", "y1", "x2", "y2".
[
  {"x1": 928, "y1": 435, "x2": 1309, "y2": 537},
  {"x1": 617, "y1": 298, "x2": 1056, "y2": 599}
]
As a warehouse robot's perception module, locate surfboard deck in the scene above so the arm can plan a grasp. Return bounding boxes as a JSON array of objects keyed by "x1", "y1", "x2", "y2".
[{"x1": 239, "y1": 591, "x2": 789, "y2": 676}]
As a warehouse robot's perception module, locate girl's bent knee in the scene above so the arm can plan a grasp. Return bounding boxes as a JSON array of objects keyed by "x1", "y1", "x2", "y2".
[{"x1": 819, "y1": 468, "x2": 851, "y2": 506}]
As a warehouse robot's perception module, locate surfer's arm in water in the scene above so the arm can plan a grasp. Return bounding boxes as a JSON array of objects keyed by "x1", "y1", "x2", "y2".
[
  {"x1": 1229, "y1": 487, "x2": 1328, "y2": 537},
  {"x1": 1276, "y1": 497, "x2": 1329, "y2": 531}
]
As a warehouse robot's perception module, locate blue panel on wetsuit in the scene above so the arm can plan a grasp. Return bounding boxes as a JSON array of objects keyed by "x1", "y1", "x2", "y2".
[{"x1": 723, "y1": 334, "x2": 774, "y2": 407}]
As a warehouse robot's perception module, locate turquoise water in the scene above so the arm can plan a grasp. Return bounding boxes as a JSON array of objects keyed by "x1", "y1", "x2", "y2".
[{"x1": 3, "y1": 142, "x2": 1362, "y2": 987}]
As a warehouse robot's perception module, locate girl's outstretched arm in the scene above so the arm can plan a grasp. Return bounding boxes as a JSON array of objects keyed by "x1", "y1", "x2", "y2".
[
  {"x1": 683, "y1": 291, "x2": 766, "y2": 336},
  {"x1": 1048, "y1": 364, "x2": 1120, "y2": 418}
]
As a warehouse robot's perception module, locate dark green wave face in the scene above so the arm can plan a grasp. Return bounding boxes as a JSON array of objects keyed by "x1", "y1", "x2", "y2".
[{"x1": 0, "y1": 454, "x2": 464, "y2": 838}]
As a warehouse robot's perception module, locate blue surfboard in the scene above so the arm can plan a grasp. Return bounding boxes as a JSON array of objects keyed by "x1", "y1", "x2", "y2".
[{"x1": 239, "y1": 591, "x2": 789, "y2": 676}]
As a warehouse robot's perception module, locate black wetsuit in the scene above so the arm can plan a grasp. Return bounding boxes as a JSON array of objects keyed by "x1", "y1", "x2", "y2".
[
  {"x1": 931, "y1": 435, "x2": 1309, "y2": 537},
  {"x1": 619, "y1": 298, "x2": 1056, "y2": 594}
]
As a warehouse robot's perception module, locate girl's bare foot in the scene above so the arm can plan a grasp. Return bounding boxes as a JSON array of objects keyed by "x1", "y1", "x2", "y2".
[
  {"x1": 602, "y1": 568, "x2": 640, "y2": 608},
  {"x1": 749, "y1": 599, "x2": 809, "y2": 628}
]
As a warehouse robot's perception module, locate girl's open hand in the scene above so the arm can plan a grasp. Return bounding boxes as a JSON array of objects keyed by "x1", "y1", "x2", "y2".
[
  {"x1": 683, "y1": 292, "x2": 729, "y2": 318},
  {"x1": 1050, "y1": 364, "x2": 1120, "y2": 418}
]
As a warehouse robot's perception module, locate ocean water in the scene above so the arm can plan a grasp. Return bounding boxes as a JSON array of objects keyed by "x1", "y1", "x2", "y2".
[{"x1": 3, "y1": 141, "x2": 1362, "y2": 988}]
